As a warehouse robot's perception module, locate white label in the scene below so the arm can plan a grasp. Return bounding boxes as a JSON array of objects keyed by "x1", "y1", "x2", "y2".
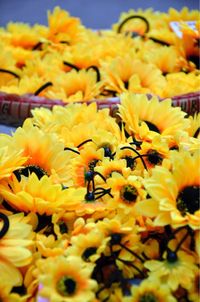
[{"x1": 170, "y1": 21, "x2": 197, "y2": 38}]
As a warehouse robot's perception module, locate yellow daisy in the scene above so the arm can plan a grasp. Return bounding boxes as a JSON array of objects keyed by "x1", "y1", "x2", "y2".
[
  {"x1": 135, "y1": 150, "x2": 200, "y2": 229},
  {"x1": 118, "y1": 92, "x2": 189, "y2": 141},
  {"x1": 124, "y1": 277, "x2": 176, "y2": 302},
  {"x1": 144, "y1": 250, "x2": 197, "y2": 291},
  {"x1": 101, "y1": 56, "x2": 166, "y2": 96},
  {"x1": 47, "y1": 6, "x2": 84, "y2": 45},
  {"x1": 36, "y1": 255, "x2": 97, "y2": 302},
  {"x1": 107, "y1": 172, "x2": 146, "y2": 213},
  {"x1": 0, "y1": 173, "x2": 84, "y2": 215},
  {"x1": 46, "y1": 69, "x2": 102, "y2": 103},
  {"x1": 10, "y1": 120, "x2": 72, "y2": 185}
]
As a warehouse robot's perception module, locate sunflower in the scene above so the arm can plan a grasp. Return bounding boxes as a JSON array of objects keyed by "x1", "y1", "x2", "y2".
[
  {"x1": 4, "y1": 22, "x2": 40, "y2": 49},
  {"x1": 10, "y1": 120, "x2": 73, "y2": 185},
  {"x1": 0, "y1": 141, "x2": 27, "y2": 181},
  {"x1": 135, "y1": 150, "x2": 200, "y2": 229},
  {"x1": 163, "y1": 72, "x2": 200, "y2": 98},
  {"x1": 118, "y1": 92, "x2": 189, "y2": 141},
  {"x1": 0, "y1": 211, "x2": 33, "y2": 295},
  {"x1": 106, "y1": 172, "x2": 146, "y2": 214},
  {"x1": 47, "y1": 6, "x2": 84, "y2": 45},
  {"x1": 0, "y1": 173, "x2": 84, "y2": 215},
  {"x1": 101, "y1": 56, "x2": 166, "y2": 96},
  {"x1": 0, "y1": 282, "x2": 27, "y2": 302},
  {"x1": 66, "y1": 229, "x2": 109, "y2": 263},
  {"x1": 144, "y1": 249, "x2": 197, "y2": 291},
  {"x1": 45, "y1": 69, "x2": 103, "y2": 103},
  {"x1": 142, "y1": 45, "x2": 186, "y2": 74},
  {"x1": 36, "y1": 255, "x2": 97, "y2": 302},
  {"x1": 113, "y1": 8, "x2": 167, "y2": 34},
  {"x1": 124, "y1": 277, "x2": 176, "y2": 302},
  {"x1": 188, "y1": 268, "x2": 200, "y2": 302},
  {"x1": 138, "y1": 135, "x2": 171, "y2": 170},
  {"x1": 165, "y1": 7, "x2": 200, "y2": 23},
  {"x1": 188, "y1": 113, "x2": 200, "y2": 138}
]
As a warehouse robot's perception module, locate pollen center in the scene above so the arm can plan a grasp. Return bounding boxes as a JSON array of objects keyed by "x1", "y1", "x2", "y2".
[
  {"x1": 120, "y1": 185, "x2": 138, "y2": 203},
  {"x1": 56, "y1": 276, "x2": 76, "y2": 296},
  {"x1": 139, "y1": 292, "x2": 158, "y2": 302},
  {"x1": 177, "y1": 186, "x2": 200, "y2": 216}
]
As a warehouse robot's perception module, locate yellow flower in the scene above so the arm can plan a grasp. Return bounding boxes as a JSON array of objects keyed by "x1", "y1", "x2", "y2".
[
  {"x1": 0, "y1": 282, "x2": 27, "y2": 302},
  {"x1": 67, "y1": 229, "x2": 109, "y2": 263},
  {"x1": 124, "y1": 277, "x2": 176, "y2": 302},
  {"x1": 10, "y1": 120, "x2": 72, "y2": 185},
  {"x1": 165, "y1": 7, "x2": 200, "y2": 23},
  {"x1": 188, "y1": 112, "x2": 200, "y2": 138},
  {"x1": 135, "y1": 150, "x2": 200, "y2": 229},
  {"x1": 163, "y1": 72, "x2": 200, "y2": 98},
  {"x1": 47, "y1": 6, "x2": 83, "y2": 44},
  {"x1": 118, "y1": 92, "x2": 189, "y2": 141},
  {"x1": 107, "y1": 172, "x2": 146, "y2": 213},
  {"x1": 37, "y1": 255, "x2": 97, "y2": 302},
  {"x1": 0, "y1": 141, "x2": 27, "y2": 181},
  {"x1": 0, "y1": 173, "x2": 84, "y2": 215},
  {"x1": 144, "y1": 250, "x2": 197, "y2": 291},
  {"x1": 102, "y1": 56, "x2": 166, "y2": 96},
  {"x1": 45, "y1": 69, "x2": 102, "y2": 103}
]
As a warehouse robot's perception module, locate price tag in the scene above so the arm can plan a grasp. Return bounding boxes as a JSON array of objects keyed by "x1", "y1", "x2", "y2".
[{"x1": 170, "y1": 21, "x2": 197, "y2": 38}]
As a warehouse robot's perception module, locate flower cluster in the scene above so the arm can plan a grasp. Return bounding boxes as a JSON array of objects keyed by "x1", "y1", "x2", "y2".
[
  {"x1": 0, "y1": 92, "x2": 199, "y2": 301},
  {"x1": 0, "y1": 6, "x2": 199, "y2": 102}
]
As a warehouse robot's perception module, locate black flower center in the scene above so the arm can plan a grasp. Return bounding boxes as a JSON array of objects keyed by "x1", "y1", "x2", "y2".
[
  {"x1": 58, "y1": 221, "x2": 68, "y2": 234},
  {"x1": 120, "y1": 185, "x2": 138, "y2": 203},
  {"x1": 56, "y1": 276, "x2": 76, "y2": 296},
  {"x1": 82, "y1": 247, "x2": 97, "y2": 261},
  {"x1": 139, "y1": 292, "x2": 158, "y2": 302},
  {"x1": 14, "y1": 165, "x2": 47, "y2": 181},
  {"x1": 110, "y1": 233, "x2": 122, "y2": 245},
  {"x1": 147, "y1": 150, "x2": 163, "y2": 165},
  {"x1": 177, "y1": 186, "x2": 200, "y2": 216},
  {"x1": 167, "y1": 251, "x2": 178, "y2": 263},
  {"x1": 123, "y1": 156, "x2": 136, "y2": 169},
  {"x1": 144, "y1": 121, "x2": 160, "y2": 134}
]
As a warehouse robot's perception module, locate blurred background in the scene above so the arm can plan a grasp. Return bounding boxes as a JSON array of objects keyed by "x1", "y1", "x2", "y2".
[{"x1": 0, "y1": 0, "x2": 199, "y2": 29}]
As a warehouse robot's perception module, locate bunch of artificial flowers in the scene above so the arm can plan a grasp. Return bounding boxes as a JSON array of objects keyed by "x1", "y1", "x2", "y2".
[{"x1": 0, "y1": 92, "x2": 199, "y2": 302}]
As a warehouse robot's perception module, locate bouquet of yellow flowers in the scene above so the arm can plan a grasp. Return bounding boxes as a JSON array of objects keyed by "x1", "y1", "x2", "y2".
[{"x1": 0, "y1": 91, "x2": 199, "y2": 301}]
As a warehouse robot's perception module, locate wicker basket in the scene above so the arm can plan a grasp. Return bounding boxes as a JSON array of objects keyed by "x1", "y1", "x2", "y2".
[{"x1": 0, "y1": 91, "x2": 199, "y2": 127}]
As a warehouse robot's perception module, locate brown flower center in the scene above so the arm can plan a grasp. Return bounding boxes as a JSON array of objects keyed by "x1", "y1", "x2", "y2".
[
  {"x1": 120, "y1": 185, "x2": 138, "y2": 203},
  {"x1": 56, "y1": 276, "x2": 76, "y2": 296},
  {"x1": 146, "y1": 150, "x2": 163, "y2": 165},
  {"x1": 144, "y1": 121, "x2": 160, "y2": 134},
  {"x1": 177, "y1": 186, "x2": 200, "y2": 216}
]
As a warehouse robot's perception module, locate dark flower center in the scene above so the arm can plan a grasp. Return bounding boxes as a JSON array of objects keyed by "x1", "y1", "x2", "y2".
[
  {"x1": 146, "y1": 150, "x2": 163, "y2": 165},
  {"x1": 82, "y1": 247, "x2": 97, "y2": 261},
  {"x1": 167, "y1": 251, "x2": 178, "y2": 263},
  {"x1": 58, "y1": 221, "x2": 68, "y2": 234},
  {"x1": 123, "y1": 156, "x2": 136, "y2": 169},
  {"x1": 139, "y1": 292, "x2": 158, "y2": 302},
  {"x1": 14, "y1": 165, "x2": 47, "y2": 181},
  {"x1": 120, "y1": 185, "x2": 138, "y2": 203},
  {"x1": 88, "y1": 159, "x2": 98, "y2": 171},
  {"x1": 144, "y1": 121, "x2": 160, "y2": 133},
  {"x1": 177, "y1": 186, "x2": 200, "y2": 216},
  {"x1": 56, "y1": 276, "x2": 76, "y2": 296},
  {"x1": 110, "y1": 233, "x2": 122, "y2": 245}
]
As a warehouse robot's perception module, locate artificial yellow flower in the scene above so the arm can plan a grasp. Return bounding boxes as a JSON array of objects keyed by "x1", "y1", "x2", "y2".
[
  {"x1": 10, "y1": 120, "x2": 73, "y2": 185},
  {"x1": 0, "y1": 173, "x2": 84, "y2": 215},
  {"x1": 36, "y1": 255, "x2": 97, "y2": 302},
  {"x1": 101, "y1": 56, "x2": 166, "y2": 96},
  {"x1": 124, "y1": 277, "x2": 176, "y2": 302},
  {"x1": 118, "y1": 92, "x2": 189, "y2": 141},
  {"x1": 144, "y1": 250, "x2": 197, "y2": 291},
  {"x1": 135, "y1": 150, "x2": 200, "y2": 229}
]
